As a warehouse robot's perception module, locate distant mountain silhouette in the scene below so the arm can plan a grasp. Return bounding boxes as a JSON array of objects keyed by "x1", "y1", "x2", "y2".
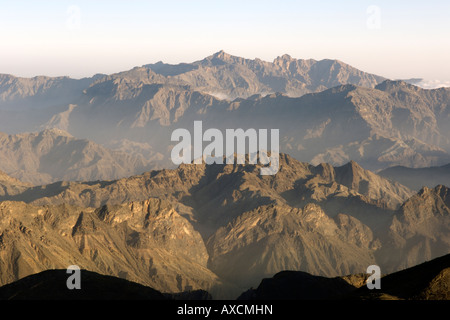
[{"x1": 379, "y1": 163, "x2": 450, "y2": 191}]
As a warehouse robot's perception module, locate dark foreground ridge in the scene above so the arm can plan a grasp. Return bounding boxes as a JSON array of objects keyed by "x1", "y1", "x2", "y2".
[
  {"x1": 347, "y1": 253, "x2": 450, "y2": 300},
  {"x1": 239, "y1": 253, "x2": 450, "y2": 300},
  {"x1": 237, "y1": 271, "x2": 356, "y2": 300},
  {"x1": 1, "y1": 253, "x2": 448, "y2": 300},
  {"x1": 0, "y1": 269, "x2": 167, "y2": 300}
]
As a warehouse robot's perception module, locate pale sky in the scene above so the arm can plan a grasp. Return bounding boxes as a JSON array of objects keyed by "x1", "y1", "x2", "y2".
[{"x1": 1, "y1": 0, "x2": 449, "y2": 83}]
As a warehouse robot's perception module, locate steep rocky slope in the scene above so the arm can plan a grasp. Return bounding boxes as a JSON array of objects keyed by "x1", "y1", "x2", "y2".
[
  {"x1": 379, "y1": 185, "x2": 450, "y2": 273},
  {"x1": 349, "y1": 253, "x2": 450, "y2": 300},
  {"x1": 206, "y1": 203, "x2": 379, "y2": 290},
  {"x1": 0, "y1": 170, "x2": 32, "y2": 197},
  {"x1": 0, "y1": 199, "x2": 221, "y2": 294},
  {"x1": 0, "y1": 154, "x2": 413, "y2": 228},
  {"x1": 2, "y1": 154, "x2": 447, "y2": 298}
]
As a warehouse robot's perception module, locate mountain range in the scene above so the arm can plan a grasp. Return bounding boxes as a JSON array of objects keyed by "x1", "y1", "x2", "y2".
[
  {"x1": 1, "y1": 252, "x2": 448, "y2": 300},
  {"x1": 238, "y1": 253, "x2": 450, "y2": 300},
  {"x1": 379, "y1": 163, "x2": 450, "y2": 191},
  {"x1": 0, "y1": 154, "x2": 448, "y2": 298},
  {"x1": 1, "y1": 52, "x2": 450, "y2": 185},
  {"x1": 0, "y1": 128, "x2": 163, "y2": 185},
  {"x1": 0, "y1": 52, "x2": 449, "y2": 301}
]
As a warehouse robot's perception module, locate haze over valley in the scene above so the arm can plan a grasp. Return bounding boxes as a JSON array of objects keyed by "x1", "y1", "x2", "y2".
[{"x1": 1, "y1": 51, "x2": 449, "y2": 300}]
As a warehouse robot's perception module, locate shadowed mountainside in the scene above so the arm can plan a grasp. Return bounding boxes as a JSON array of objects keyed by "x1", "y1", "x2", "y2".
[
  {"x1": 0, "y1": 198, "x2": 222, "y2": 295},
  {"x1": 0, "y1": 269, "x2": 166, "y2": 300},
  {"x1": 0, "y1": 154, "x2": 448, "y2": 298},
  {"x1": 2, "y1": 253, "x2": 447, "y2": 300},
  {"x1": 237, "y1": 253, "x2": 450, "y2": 300}
]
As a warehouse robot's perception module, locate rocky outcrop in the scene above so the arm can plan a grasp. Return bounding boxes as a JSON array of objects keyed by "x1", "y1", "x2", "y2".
[
  {"x1": 0, "y1": 154, "x2": 448, "y2": 299},
  {"x1": 0, "y1": 199, "x2": 221, "y2": 294}
]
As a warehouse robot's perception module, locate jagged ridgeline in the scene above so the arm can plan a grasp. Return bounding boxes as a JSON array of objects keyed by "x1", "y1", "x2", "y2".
[
  {"x1": 1, "y1": 52, "x2": 450, "y2": 186},
  {"x1": 0, "y1": 52, "x2": 449, "y2": 300},
  {"x1": 0, "y1": 154, "x2": 449, "y2": 299}
]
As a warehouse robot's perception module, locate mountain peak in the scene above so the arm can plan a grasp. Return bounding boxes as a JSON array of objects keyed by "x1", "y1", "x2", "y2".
[
  {"x1": 334, "y1": 160, "x2": 366, "y2": 183},
  {"x1": 273, "y1": 54, "x2": 296, "y2": 68},
  {"x1": 342, "y1": 160, "x2": 363, "y2": 170},
  {"x1": 375, "y1": 79, "x2": 419, "y2": 92},
  {"x1": 434, "y1": 185, "x2": 450, "y2": 207},
  {"x1": 275, "y1": 54, "x2": 294, "y2": 62},
  {"x1": 212, "y1": 50, "x2": 232, "y2": 60},
  {"x1": 200, "y1": 50, "x2": 238, "y2": 67},
  {"x1": 39, "y1": 128, "x2": 73, "y2": 138}
]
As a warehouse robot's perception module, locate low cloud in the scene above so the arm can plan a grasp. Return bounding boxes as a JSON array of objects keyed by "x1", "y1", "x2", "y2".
[{"x1": 415, "y1": 79, "x2": 450, "y2": 89}]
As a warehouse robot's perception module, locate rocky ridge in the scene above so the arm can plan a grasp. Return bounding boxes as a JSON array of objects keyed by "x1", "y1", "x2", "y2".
[{"x1": 0, "y1": 154, "x2": 448, "y2": 298}]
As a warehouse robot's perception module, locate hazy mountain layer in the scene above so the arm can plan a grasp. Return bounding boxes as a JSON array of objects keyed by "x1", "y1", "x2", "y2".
[
  {"x1": 0, "y1": 73, "x2": 102, "y2": 109},
  {"x1": 0, "y1": 51, "x2": 384, "y2": 135},
  {"x1": 0, "y1": 128, "x2": 163, "y2": 185},
  {"x1": 1, "y1": 53, "x2": 449, "y2": 173},
  {"x1": 40, "y1": 79, "x2": 450, "y2": 173},
  {"x1": 379, "y1": 163, "x2": 450, "y2": 191}
]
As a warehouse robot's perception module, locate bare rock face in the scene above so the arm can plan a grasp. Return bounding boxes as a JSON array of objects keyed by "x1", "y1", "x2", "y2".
[
  {"x1": 2, "y1": 153, "x2": 413, "y2": 227},
  {"x1": 379, "y1": 186, "x2": 450, "y2": 272},
  {"x1": 0, "y1": 154, "x2": 448, "y2": 299},
  {"x1": 0, "y1": 199, "x2": 220, "y2": 294},
  {"x1": 206, "y1": 203, "x2": 378, "y2": 291},
  {"x1": 333, "y1": 160, "x2": 414, "y2": 209},
  {"x1": 417, "y1": 268, "x2": 450, "y2": 300},
  {"x1": 1, "y1": 52, "x2": 450, "y2": 300},
  {"x1": 0, "y1": 170, "x2": 32, "y2": 197},
  {"x1": 58, "y1": 78, "x2": 450, "y2": 172}
]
